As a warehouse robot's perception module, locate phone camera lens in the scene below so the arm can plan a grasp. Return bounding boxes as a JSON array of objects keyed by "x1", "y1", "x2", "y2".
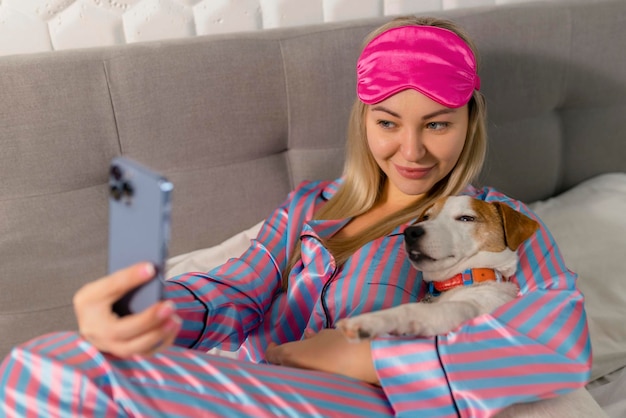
[
  {"x1": 110, "y1": 184, "x2": 123, "y2": 201},
  {"x1": 122, "y1": 181, "x2": 134, "y2": 197},
  {"x1": 110, "y1": 165, "x2": 122, "y2": 181}
]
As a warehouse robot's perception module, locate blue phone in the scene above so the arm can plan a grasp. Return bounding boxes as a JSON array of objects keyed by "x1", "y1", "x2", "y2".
[{"x1": 107, "y1": 157, "x2": 173, "y2": 316}]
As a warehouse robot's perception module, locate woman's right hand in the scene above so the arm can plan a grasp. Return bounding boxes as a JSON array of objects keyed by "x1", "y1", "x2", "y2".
[{"x1": 73, "y1": 262, "x2": 181, "y2": 358}]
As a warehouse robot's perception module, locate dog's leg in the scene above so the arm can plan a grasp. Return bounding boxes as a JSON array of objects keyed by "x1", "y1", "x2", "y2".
[{"x1": 336, "y1": 301, "x2": 482, "y2": 342}]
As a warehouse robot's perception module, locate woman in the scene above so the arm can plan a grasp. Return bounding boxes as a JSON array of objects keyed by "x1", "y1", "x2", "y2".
[{"x1": 0, "y1": 16, "x2": 590, "y2": 417}]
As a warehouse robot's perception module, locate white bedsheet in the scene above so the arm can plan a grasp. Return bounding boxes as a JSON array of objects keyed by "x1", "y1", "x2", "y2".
[{"x1": 588, "y1": 367, "x2": 626, "y2": 418}]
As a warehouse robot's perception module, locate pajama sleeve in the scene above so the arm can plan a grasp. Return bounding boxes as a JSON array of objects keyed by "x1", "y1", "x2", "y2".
[
  {"x1": 370, "y1": 191, "x2": 592, "y2": 417},
  {"x1": 163, "y1": 181, "x2": 321, "y2": 351}
]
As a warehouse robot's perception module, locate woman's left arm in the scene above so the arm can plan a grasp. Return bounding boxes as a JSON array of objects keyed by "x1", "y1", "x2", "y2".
[{"x1": 265, "y1": 328, "x2": 379, "y2": 385}]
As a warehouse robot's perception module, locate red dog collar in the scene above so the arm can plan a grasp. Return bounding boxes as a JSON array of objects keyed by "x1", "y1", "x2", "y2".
[{"x1": 429, "y1": 268, "x2": 505, "y2": 294}]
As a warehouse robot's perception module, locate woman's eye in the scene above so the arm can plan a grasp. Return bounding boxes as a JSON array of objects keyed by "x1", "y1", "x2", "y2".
[
  {"x1": 377, "y1": 120, "x2": 396, "y2": 129},
  {"x1": 457, "y1": 215, "x2": 476, "y2": 222},
  {"x1": 426, "y1": 122, "x2": 449, "y2": 130}
]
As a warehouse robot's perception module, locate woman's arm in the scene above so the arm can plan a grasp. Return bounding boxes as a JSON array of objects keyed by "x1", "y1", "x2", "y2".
[
  {"x1": 165, "y1": 181, "x2": 331, "y2": 351},
  {"x1": 265, "y1": 328, "x2": 379, "y2": 385},
  {"x1": 73, "y1": 180, "x2": 302, "y2": 358}
]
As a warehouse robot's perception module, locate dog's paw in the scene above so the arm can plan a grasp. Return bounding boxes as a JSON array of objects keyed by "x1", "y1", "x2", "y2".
[
  {"x1": 337, "y1": 304, "x2": 434, "y2": 341},
  {"x1": 336, "y1": 313, "x2": 393, "y2": 343}
]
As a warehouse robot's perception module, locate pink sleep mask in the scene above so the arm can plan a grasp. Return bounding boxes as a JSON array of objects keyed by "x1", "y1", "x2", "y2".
[{"x1": 356, "y1": 25, "x2": 480, "y2": 108}]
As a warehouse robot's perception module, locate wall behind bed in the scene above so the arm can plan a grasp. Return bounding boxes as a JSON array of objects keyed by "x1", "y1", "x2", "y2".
[{"x1": 0, "y1": 0, "x2": 605, "y2": 58}]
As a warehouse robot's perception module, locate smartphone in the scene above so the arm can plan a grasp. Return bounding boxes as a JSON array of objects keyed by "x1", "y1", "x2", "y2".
[{"x1": 107, "y1": 156, "x2": 173, "y2": 316}]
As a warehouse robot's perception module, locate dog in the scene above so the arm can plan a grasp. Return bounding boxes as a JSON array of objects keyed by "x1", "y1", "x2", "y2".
[{"x1": 336, "y1": 195, "x2": 540, "y2": 341}]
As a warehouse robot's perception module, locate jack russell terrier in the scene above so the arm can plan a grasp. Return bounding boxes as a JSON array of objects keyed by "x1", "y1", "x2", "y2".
[{"x1": 337, "y1": 195, "x2": 540, "y2": 341}]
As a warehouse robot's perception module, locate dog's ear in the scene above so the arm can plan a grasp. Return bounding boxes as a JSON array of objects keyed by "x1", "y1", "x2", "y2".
[{"x1": 493, "y1": 202, "x2": 540, "y2": 251}]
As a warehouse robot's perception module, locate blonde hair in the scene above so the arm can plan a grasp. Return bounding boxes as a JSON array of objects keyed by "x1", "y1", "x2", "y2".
[{"x1": 281, "y1": 16, "x2": 487, "y2": 290}]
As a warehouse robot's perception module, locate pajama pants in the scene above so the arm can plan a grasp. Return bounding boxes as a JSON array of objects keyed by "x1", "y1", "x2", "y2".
[{"x1": 0, "y1": 332, "x2": 393, "y2": 417}]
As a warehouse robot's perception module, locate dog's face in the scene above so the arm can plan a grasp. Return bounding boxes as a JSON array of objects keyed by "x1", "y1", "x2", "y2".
[{"x1": 404, "y1": 196, "x2": 539, "y2": 276}]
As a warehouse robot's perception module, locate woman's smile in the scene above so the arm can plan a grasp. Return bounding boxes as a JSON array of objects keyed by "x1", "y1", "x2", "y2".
[{"x1": 393, "y1": 163, "x2": 434, "y2": 180}]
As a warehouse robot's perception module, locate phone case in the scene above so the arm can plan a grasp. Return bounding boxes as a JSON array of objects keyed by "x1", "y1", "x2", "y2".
[{"x1": 108, "y1": 157, "x2": 173, "y2": 316}]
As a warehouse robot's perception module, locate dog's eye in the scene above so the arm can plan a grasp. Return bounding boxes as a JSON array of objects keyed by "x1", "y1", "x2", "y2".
[
  {"x1": 421, "y1": 214, "x2": 430, "y2": 221},
  {"x1": 457, "y1": 215, "x2": 476, "y2": 222}
]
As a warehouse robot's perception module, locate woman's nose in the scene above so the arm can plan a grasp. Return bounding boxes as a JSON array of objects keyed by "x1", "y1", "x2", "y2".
[{"x1": 400, "y1": 129, "x2": 426, "y2": 162}]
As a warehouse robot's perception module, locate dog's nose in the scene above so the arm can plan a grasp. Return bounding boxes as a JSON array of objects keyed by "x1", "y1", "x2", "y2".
[{"x1": 404, "y1": 225, "x2": 425, "y2": 245}]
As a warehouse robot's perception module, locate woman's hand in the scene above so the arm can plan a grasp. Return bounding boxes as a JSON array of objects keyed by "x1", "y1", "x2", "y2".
[
  {"x1": 73, "y1": 263, "x2": 181, "y2": 358},
  {"x1": 265, "y1": 328, "x2": 380, "y2": 385}
]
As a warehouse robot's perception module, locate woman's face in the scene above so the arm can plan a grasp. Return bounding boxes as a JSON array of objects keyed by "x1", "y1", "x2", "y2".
[{"x1": 365, "y1": 89, "x2": 469, "y2": 205}]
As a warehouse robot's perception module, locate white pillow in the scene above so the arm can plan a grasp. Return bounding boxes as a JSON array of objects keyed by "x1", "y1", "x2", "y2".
[
  {"x1": 529, "y1": 173, "x2": 626, "y2": 381},
  {"x1": 166, "y1": 220, "x2": 264, "y2": 278}
]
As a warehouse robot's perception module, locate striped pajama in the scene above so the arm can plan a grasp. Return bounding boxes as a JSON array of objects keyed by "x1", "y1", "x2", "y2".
[
  {"x1": 0, "y1": 331, "x2": 391, "y2": 417},
  {"x1": 0, "y1": 179, "x2": 591, "y2": 417}
]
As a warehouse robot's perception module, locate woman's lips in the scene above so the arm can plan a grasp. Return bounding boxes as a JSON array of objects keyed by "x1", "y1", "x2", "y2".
[{"x1": 394, "y1": 164, "x2": 434, "y2": 180}]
